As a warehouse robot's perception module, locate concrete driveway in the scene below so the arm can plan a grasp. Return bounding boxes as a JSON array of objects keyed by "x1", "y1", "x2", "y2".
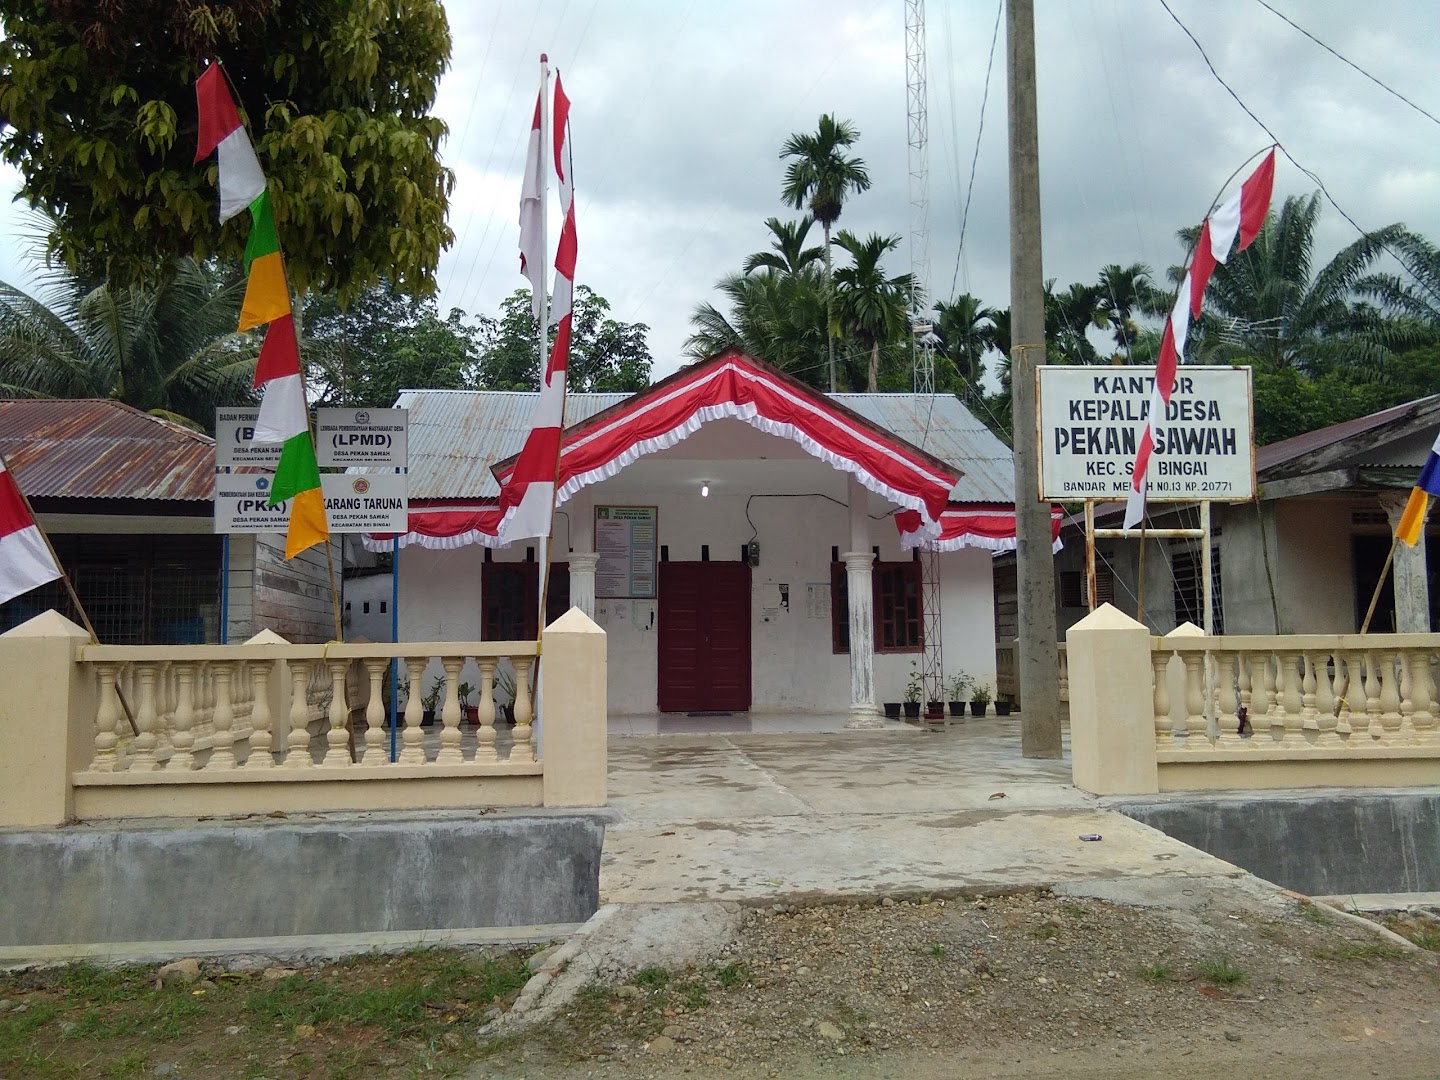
[{"x1": 600, "y1": 717, "x2": 1247, "y2": 904}]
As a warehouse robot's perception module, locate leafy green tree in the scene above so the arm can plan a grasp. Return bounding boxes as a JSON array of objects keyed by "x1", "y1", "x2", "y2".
[
  {"x1": 301, "y1": 282, "x2": 489, "y2": 408},
  {"x1": 479, "y1": 287, "x2": 653, "y2": 393},
  {"x1": 1044, "y1": 280, "x2": 1106, "y2": 365},
  {"x1": 744, "y1": 217, "x2": 825, "y2": 276},
  {"x1": 1095, "y1": 262, "x2": 1157, "y2": 359},
  {"x1": 0, "y1": 0, "x2": 455, "y2": 302},
  {"x1": 933, "y1": 293, "x2": 998, "y2": 386},
  {"x1": 686, "y1": 268, "x2": 836, "y2": 389},
  {"x1": 1180, "y1": 194, "x2": 1423, "y2": 374},
  {"x1": 780, "y1": 114, "x2": 872, "y2": 391},
  {"x1": 830, "y1": 231, "x2": 912, "y2": 392},
  {"x1": 0, "y1": 256, "x2": 254, "y2": 430}
]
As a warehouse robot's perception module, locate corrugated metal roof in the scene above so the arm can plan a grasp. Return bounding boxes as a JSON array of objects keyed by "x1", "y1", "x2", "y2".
[
  {"x1": 1256, "y1": 393, "x2": 1440, "y2": 477},
  {"x1": 0, "y1": 399, "x2": 216, "y2": 501},
  {"x1": 394, "y1": 390, "x2": 628, "y2": 499},
  {"x1": 394, "y1": 388, "x2": 1014, "y2": 502},
  {"x1": 831, "y1": 393, "x2": 1015, "y2": 502}
]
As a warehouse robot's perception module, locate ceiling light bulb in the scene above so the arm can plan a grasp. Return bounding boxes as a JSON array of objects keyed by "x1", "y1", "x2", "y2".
[{"x1": 701, "y1": 483, "x2": 710, "y2": 497}]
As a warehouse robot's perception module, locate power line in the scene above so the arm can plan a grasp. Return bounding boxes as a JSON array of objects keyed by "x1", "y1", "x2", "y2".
[
  {"x1": 1156, "y1": 0, "x2": 1440, "y2": 315},
  {"x1": 1252, "y1": 0, "x2": 1440, "y2": 130},
  {"x1": 947, "y1": 0, "x2": 1002, "y2": 302}
]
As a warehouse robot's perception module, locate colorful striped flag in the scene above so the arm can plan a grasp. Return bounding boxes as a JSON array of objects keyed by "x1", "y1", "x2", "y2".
[
  {"x1": 1124, "y1": 149, "x2": 1275, "y2": 529},
  {"x1": 497, "y1": 69, "x2": 575, "y2": 545},
  {"x1": 0, "y1": 456, "x2": 62, "y2": 606},
  {"x1": 195, "y1": 64, "x2": 328, "y2": 559},
  {"x1": 1395, "y1": 432, "x2": 1440, "y2": 546},
  {"x1": 518, "y1": 86, "x2": 546, "y2": 326}
]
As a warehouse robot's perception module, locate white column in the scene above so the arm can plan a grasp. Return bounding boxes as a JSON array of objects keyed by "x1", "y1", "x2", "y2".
[
  {"x1": 1382, "y1": 494, "x2": 1433, "y2": 633},
  {"x1": 567, "y1": 489, "x2": 597, "y2": 622},
  {"x1": 844, "y1": 474, "x2": 883, "y2": 727},
  {"x1": 568, "y1": 553, "x2": 599, "y2": 621}
]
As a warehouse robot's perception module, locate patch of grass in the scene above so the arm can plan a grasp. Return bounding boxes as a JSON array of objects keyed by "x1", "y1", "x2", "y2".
[
  {"x1": 916, "y1": 942, "x2": 948, "y2": 958},
  {"x1": 0, "y1": 948, "x2": 533, "y2": 1080},
  {"x1": 830, "y1": 1000, "x2": 870, "y2": 1029},
  {"x1": 714, "y1": 962, "x2": 750, "y2": 989},
  {"x1": 634, "y1": 966, "x2": 670, "y2": 989},
  {"x1": 1381, "y1": 914, "x2": 1440, "y2": 951},
  {"x1": 1138, "y1": 962, "x2": 1174, "y2": 983},
  {"x1": 1298, "y1": 902, "x2": 1329, "y2": 925},
  {"x1": 1030, "y1": 925, "x2": 1058, "y2": 941},
  {"x1": 1059, "y1": 902, "x2": 1090, "y2": 919},
  {"x1": 678, "y1": 980, "x2": 709, "y2": 1011},
  {"x1": 1197, "y1": 956, "x2": 1247, "y2": 986}
]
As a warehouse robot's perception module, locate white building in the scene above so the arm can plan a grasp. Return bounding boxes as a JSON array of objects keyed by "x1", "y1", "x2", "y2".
[{"x1": 367, "y1": 351, "x2": 1047, "y2": 718}]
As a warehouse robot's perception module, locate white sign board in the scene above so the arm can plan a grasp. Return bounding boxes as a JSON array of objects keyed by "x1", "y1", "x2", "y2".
[
  {"x1": 321, "y1": 472, "x2": 408, "y2": 531},
  {"x1": 214, "y1": 473, "x2": 291, "y2": 533},
  {"x1": 316, "y1": 408, "x2": 408, "y2": 467},
  {"x1": 1037, "y1": 366, "x2": 1254, "y2": 501},
  {"x1": 214, "y1": 407, "x2": 282, "y2": 467}
]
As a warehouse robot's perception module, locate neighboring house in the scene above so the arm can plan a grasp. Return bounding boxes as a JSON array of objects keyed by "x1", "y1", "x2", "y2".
[
  {"x1": 1046, "y1": 394, "x2": 1440, "y2": 636},
  {"x1": 364, "y1": 350, "x2": 1050, "y2": 717},
  {"x1": 0, "y1": 399, "x2": 340, "y2": 644}
]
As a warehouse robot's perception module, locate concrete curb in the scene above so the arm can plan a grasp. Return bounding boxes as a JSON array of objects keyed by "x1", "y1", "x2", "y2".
[
  {"x1": 481, "y1": 904, "x2": 623, "y2": 1035},
  {"x1": 0, "y1": 923, "x2": 584, "y2": 972}
]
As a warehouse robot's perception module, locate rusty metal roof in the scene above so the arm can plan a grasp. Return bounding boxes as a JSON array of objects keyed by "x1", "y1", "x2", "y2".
[
  {"x1": 1256, "y1": 393, "x2": 1440, "y2": 477},
  {"x1": 394, "y1": 388, "x2": 1014, "y2": 503},
  {"x1": 0, "y1": 399, "x2": 216, "y2": 501}
]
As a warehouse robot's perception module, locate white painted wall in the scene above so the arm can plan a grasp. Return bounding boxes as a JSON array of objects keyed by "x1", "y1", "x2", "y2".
[
  {"x1": 392, "y1": 461, "x2": 997, "y2": 716},
  {"x1": 344, "y1": 573, "x2": 396, "y2": 642}
]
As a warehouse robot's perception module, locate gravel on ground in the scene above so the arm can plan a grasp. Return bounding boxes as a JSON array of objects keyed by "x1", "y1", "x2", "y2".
[{"x1": 478, "y1": 889, "x2": 1440, "y2": 1079}]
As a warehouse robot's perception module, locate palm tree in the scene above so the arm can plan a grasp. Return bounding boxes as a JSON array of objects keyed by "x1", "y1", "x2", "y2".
[
  {"x1": 0, "y1": 257, "x2": 255, "y2": 430},
  {"x1": 1095, "y1": 262, "x2": 1156, "y2": 360},
  {"x1": 831, "y1": 231, "x2": 913, "y2": 392},
  {"x1": 686, "y1": 266, "x2": 831, "y2": 387},
  {"x1": 1043, "y1": 281, "x2": 1107, "y2": 365},
  {"x1": 1180, "y1": 193, "x2": 1424, "y2": 374},
  {"x1": 744, "y1": 217, "x2": 825, "y2": 277},
  {"x1": 933, "y1": 293, "x2": 997, "y2": 386},
  {"x1": 779, "y1": 115, "x2": 872, "y2": 392}
]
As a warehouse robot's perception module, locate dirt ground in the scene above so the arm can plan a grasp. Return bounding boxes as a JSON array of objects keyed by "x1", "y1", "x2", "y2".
[
  {"x1": 479, "y1": 891, "x2": 1440, "y2": 1080},
  {"x1": 3, "y1": 892, "x2": 1437, "y2": 1079}
]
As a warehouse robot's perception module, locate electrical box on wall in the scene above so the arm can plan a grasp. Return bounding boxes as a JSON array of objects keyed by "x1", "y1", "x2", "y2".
[{"x1": 746, "y1": 540, "x2": 760, "y2": 567}]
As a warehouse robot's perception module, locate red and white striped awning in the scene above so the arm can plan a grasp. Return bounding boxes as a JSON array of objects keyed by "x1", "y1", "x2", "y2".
[
  {"x1": 369, "y1": 351, "x2": 963, "y2": 551},
  {"x1": 895, "y1": 504, "x2": 1064, "y2": 554}
]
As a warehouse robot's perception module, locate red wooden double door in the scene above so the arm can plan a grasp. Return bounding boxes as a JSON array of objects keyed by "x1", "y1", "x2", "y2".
[{"x1": 656, "y1": 561, "x2": 751, "y2": 713}]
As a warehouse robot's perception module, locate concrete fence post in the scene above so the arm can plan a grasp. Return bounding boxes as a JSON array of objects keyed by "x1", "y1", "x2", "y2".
[
  {"x1": 245, "y1": 628, "x2": 292, "y2": 753},
  {"x1": 0, "y1": 610, "x2": 94, "y2": 826},
  {"x1": 540, "y1": 607, "x2": 608, "y2": 807},
  {"x1": 1066, "y1": 603, "x2": 1159, "y2": 795}
]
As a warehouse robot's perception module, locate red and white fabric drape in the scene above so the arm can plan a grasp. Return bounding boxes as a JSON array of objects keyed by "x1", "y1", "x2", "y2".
[
  {"x1": 895, "y1": 504, "x2": 1063, "y2": 554},
  {"x1": 1124, "y1": 149, "x2": 1276, "y2": 529}
]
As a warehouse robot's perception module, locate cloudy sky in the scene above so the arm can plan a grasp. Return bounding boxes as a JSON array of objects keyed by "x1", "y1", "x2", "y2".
[{"x1": 3, "y1": 0, "x2": 1438, "y2": 382}]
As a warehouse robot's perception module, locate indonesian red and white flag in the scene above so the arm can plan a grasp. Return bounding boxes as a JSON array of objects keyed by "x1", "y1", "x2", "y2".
[
  {"x1": 497, "y1": 71, "x2": 576, "y2": 545},
  {"x1": 1124, "y1": 149, "x2": 1275, "y2": 529},
  {"x1": 518, "y1": 87, "x2": 546, "y2": 326},
  {"x1": 0, "y1": 458, "x2": 62, "y2": 606}
]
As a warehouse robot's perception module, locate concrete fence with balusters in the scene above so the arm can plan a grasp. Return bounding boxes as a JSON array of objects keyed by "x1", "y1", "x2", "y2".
[
  {"x1": 0, "y1": 607, "x2": 607, "y2": 827},
  {"x1": 1066, "y1": 604, "x2": 1440, "y2": 794}
]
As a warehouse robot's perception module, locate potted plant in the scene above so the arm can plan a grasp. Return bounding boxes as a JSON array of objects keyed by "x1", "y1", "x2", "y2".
[
  {"x1": 883, "y1": 699, "x2": 902, "y2": 720},
  {"x1": 457, "y1": 681, "x2": 479, "y2": 725},
  {"x1": 495, "y1": 666, "x2": 517, "y2": 724},
  {"x1": 903, "y1": 661, "x2": 922, "y2": 720},
  {"x1": 420, "y1": 676, "x2": 444, "y2": 727},
  {"x1": 994, "y1": 691, "x2": 1014, "y2": 717},
  {"x1": 947, "y1": 672, "x2": 970, "y2": 718},
  {"x1": 969, "y1": 682, "x2": 992, "y2": 718}
]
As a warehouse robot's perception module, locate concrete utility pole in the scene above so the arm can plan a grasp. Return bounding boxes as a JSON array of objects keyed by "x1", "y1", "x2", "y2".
[{"x1": 1006, "y1": 0, "x2": 1062, "y2": 758}]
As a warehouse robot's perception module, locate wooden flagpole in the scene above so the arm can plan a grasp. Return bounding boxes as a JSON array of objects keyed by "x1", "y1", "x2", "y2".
[
  {"x1": 0, "y1": 447, "x2": 138, "y2": 735},
  {"x1": 1360, "y1": 534, "x2": 1399, "y2": 635}
]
